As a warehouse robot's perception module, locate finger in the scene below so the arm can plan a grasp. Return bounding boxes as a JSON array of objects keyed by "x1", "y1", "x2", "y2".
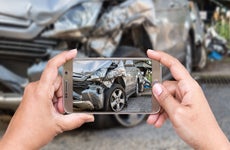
[
  {"x1": 154, "y1": 112, "x2": 168, "y2": 128},
  {"x1": 152, "y1": 82, "x2": 181, "y2": 117},
  {"x1": 52, "y1": 75, "x2": 64, "y2": 113},
  {"x1": 56, "y1": 96, "x2": 63, "y2": 112},
  {"x1": 57, "y1": 114, "x2": 94, "y2": 131},
  {"x1": 55, "y1": 76, "x2": 63, "y2": 98},
  {"x1": 163, "y1": 81, "x2": 178, "y2": 95},
  {"x1": 57, "y1": 97, "x2": 65, "y2": 114},
  {"x1": 52, "y1": 96, "x2": 65, "y2": 114},
  {"x1": 147, "y1": 50, "x2": 192, "y2": 81},
  {"x1": 147, "y1": 112, "x2": 168, "y2": 128},
  {"x1": 39, "y1": 49, "x2": 77, "y2": 93},
  {"x1": 147, "y1": 114, "x2": 159, "y2": 125}
]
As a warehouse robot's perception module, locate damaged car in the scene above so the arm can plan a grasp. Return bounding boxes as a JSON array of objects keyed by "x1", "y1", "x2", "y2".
[
  {"x1": 0, "y1": 0, "x2": 206, "y2": 127},
  {"x1": 72, "y1": 59, "x2": 145, "y2": 112}
]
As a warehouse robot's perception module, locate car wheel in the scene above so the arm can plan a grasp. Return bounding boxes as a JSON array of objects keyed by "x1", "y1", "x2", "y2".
[
  {"x1": 138, "y1": 82, "x2": 144, "y2": 92},
  {"x1": 185, "y1": 37, "x2": 193, "y2": 73},
  {"x1": 84, "y1": 115, "x2": 118, "y2": 129},
  {"x1": 134, "y1": 82, "x2": 139, "y2": 97},
  {"x1": 105, "y1": 84, "x2": 126, "y2": 112},
  {"x1": 114, "y1": 114, "x2": 146, "y2": 127},
  {"x1": 196, "y1": 45, "x2": 207, "y2": 70},
  {"x1": 112, "y1": 46, "x2": 146, "y2": 127}
]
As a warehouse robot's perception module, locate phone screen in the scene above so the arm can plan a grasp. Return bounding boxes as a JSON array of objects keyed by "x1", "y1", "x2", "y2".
[{"x1": 63, "y1": 58, "x2": 161, "y2": 114}]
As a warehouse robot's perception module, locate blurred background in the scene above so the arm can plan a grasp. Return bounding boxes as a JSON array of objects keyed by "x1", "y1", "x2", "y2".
[{"x1": 0, "y1": 0, "x2": 229, "y2": 149}]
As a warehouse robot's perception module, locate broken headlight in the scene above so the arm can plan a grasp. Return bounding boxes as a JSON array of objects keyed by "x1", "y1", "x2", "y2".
[{"x1": 88, "y1": 68, "x2": 107, "y2": 81}]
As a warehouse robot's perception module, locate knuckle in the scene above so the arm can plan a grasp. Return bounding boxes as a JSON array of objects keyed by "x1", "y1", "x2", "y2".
[
  {"x1": 46, "y1": 59, "x2": 54, "y2": 69},
  {"x1": 159, "y1": 90, "x2": 171, "y2": 103},
  {"x1": 162, "y1": 81, "x2": 169, "y2": 86},
  {"x1": 24, "y1": 82, "x2": 36, "y2": 93},
  {"x1": 171, "y1": 107, "x2": 185, "y2": 123},
  {"x1": 173, "y1": 107, "x2": 184, "y2": 117}
]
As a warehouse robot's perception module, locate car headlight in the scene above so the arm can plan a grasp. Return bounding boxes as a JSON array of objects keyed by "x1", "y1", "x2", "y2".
[
  {"x1": 88, "y1": 68, "x2": 107, "y2": 81},
  {"x1": 42, "y1": 2, "x2": 102, "y2": 37}
]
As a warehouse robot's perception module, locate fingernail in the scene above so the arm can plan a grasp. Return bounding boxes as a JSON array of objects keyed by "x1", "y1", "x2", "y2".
[
  {"x1": 147, "y1": 49, "x2": 157, "y2": 53},
  {"x1": 66, "y1": 49, "x2": 77, "y2": 58},
  {"x1": 147, "y1": 115, "x2": 158, "y2": 123},
  {"x1": 147, "y1": 49, "x2": 154, "y2": 54},
  {"x1": 86, "y1": 115, "x2": 94, "y2": 123},
  {"x1": 69, "y1": 49, "x2": 77, "y2": 54},
  {"x1": 152, "y1": 83, "x2": 163, "y2": 96}
]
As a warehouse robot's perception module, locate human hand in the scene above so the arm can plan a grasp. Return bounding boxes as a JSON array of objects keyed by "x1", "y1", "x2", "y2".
[
  {"x1": 0, "y1": 50, "x2": 94, "y2": 150},
  {"x1": 146, "y1": 50, "x2": 229, "y2": 149}
]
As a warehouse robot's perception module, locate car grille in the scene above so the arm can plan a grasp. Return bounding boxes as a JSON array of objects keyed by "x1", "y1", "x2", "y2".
[
  {"x1": 0, "y1": 38, "x2": 58, "y2": 58},
  {"x1": 73, "y1": 81, "x2": 94, "y2": 90}
]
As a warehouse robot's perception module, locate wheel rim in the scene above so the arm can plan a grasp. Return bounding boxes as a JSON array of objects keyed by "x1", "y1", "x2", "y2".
[
  {"x1": 110, "y1": 89, "x2": 125, "y2": 112},
  {"x1": 186, "y1": 41, "x2": 192, "y2": 73},
  {"x1": 114, "y1": 114, "x2": 146, "y2": 127}
]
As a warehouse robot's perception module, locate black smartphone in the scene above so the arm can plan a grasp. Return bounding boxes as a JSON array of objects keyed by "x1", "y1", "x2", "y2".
[{"x1": 63, "y1": 57, "x2": 161, "y2": 114}]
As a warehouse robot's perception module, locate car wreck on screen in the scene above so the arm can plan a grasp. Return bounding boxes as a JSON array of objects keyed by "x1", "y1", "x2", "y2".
[{"x1": 72, "y1": 59, "x2": 147, "y2": 112}]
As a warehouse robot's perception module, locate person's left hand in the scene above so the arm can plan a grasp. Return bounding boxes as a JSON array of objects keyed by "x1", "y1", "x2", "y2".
[{"x1": 0, "y1": 49, "x2": 94, "y2": 150}]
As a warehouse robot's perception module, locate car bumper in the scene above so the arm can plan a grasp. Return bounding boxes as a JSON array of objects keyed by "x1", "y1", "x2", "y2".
[{"x1": 74, "y1": 85, "x2": 104, "y2": 110}]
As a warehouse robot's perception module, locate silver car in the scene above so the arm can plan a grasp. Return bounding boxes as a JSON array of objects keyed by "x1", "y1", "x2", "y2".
[{"x1": 72, "y1": 59, "x2": 145, "y2": 112}]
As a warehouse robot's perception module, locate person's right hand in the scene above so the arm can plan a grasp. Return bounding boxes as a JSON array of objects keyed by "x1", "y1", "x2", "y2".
[{"x1": 147, "y1": 50, "x2": 230, "y2": 149}]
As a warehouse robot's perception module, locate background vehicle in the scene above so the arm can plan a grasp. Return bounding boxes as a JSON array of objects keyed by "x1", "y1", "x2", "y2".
[
  {"x1": 205, "y1": 27, "x2": 229, "y2": 57},
  {"x1": 0, "y1": 0, "x2": 206, "y2": 128},
  {"x1": 189, "y1": 1, "x2": 207, "y2": 70}
]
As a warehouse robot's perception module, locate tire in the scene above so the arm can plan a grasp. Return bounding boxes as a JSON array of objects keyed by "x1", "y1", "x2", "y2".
[
  {"x1": 105, "y1": 84, "x2": 126, "y2": 112},
  {"x1": 138, "y1": 82, "x2": 144, "y2": 92},
  {"x1": 112, "y1": 46, "x2": 146, "y2": 127},
  {"x1": 114, "y1": 114, "x2": 146, "y2": 127},
  {"x1": 185, "y1": 37, "x2": 193, "y2": 73},
  {"x1": 83, "y1": 115, "x2": 118, "y2": 129},
  {"x1": 133, "y1": 81, "x2": 144, "y2": 97},
  {"x1": 196, "y1": 45, "x2": 207, "y2": 70},
  {"x1": 133, "y1": 82, "x2": 139, "y2": 97}
]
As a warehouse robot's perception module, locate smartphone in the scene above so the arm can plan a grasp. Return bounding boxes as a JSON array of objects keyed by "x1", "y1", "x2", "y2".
[{"x1": 63, "y1": 57, "x2": 161, "y2": 114}]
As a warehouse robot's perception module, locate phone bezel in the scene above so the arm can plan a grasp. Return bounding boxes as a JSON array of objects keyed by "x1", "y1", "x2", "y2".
[{"x1": 63, "y1": 57, "x2": 161, "y2": 114}]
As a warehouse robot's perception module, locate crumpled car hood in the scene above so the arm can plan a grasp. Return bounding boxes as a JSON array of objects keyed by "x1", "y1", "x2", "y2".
[
  {"x1": 73, "y1": 60, "x2": 112, "y2": 74},
  {"x1": 0, "y1": 0, "x2": 96, "y2": 25},
  {"x1": 73, "y1": 59, "x2": 126, "y2": 82}
]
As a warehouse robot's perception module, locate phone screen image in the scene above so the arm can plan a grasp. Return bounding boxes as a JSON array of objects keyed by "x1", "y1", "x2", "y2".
[{"x1": 63, "y1": 58, "x2": 161, "y2": 114}]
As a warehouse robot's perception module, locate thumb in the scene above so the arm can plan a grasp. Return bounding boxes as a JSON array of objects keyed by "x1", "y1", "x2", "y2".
[
  {"x1": 152, "y1": 83, "x2": 180, "y2": 116},
  {"x1": 58, "y1": 113, "x2": 94, "y2": 131}
]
